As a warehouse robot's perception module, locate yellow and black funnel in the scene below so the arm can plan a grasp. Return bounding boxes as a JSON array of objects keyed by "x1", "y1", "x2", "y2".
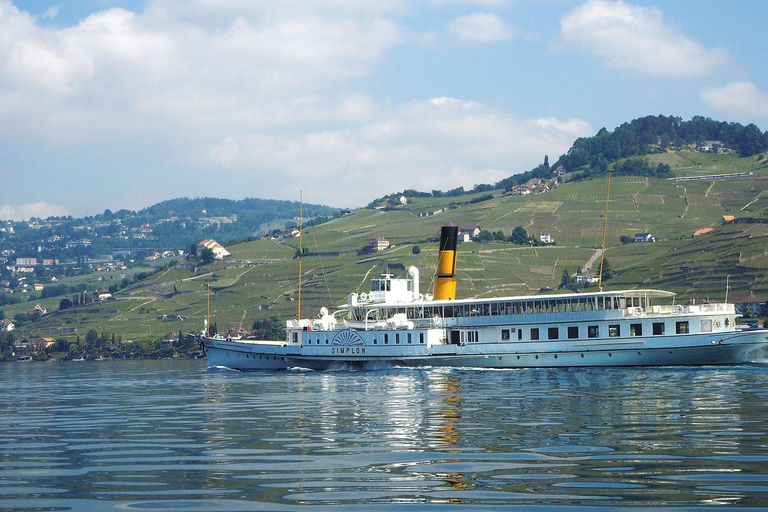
[{"x1": 434, "y1": 226, "x2": 459, "y2": 300}]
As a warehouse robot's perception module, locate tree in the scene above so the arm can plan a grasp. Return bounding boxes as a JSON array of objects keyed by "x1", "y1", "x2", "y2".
[
  {"x1": 510, "y1": 226, "x2": 529, "y2": 245},
  {"x1": 411, "y1": 245, "x2": 421, "y2": 255},
  {"x1": 59, "y1": 298, "x2": 73, "y2": 310},
  {"x1": 200, "y1": 247, "x2": 215, "y2": 265},
  {"x1": 189, "y1": 243, "x2": 198, "y2": 259},
  {"x1": 477, "y1": 230, "x2": 494, "y2": 242},
  {"x1": 600, "y1": 257, "x2": 612, "y2": 279},
  {"x1": 252, "y1": 315, "x2": 285, "y2": 340},
  {"x1": 560, "y1": 268, "x2": 570, "y2": 289}
]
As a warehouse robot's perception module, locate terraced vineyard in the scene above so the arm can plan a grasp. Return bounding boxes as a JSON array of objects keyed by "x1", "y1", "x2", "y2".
[{"x1": 9, "y1": 154, "x2": 768, "y2": 344}]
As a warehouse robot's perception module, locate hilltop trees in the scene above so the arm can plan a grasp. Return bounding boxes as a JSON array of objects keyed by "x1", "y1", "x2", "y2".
[{"x1": 557, "y1": 115, "x2": 768, "y2": 176}]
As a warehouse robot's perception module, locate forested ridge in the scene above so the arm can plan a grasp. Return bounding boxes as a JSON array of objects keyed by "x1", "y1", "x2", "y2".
[{"x1": 556, "y1": 115, "x2": 768, "y2": 174}]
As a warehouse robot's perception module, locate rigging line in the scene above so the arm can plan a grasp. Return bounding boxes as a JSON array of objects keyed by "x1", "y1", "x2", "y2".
[
  {"x1": 598, "y1": 173, "x2": 611, "y2": 293},
  {"x1": 308, "y1": 226, "x2": 334, "y2": 306}
]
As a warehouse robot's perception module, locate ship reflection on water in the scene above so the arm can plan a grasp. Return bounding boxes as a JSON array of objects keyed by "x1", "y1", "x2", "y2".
[{"x1": 4, "y1": 360, "x2": 764, "y2": 510}]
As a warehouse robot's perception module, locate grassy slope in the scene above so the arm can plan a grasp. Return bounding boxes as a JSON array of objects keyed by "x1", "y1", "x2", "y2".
[{"x1": 10, "y1": 151, "x2": 768, "y2": 342}]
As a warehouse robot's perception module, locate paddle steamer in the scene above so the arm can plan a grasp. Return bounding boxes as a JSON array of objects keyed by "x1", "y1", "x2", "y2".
[{"x1": 202, "y1": 227, "x2": 768, "y2": 370}]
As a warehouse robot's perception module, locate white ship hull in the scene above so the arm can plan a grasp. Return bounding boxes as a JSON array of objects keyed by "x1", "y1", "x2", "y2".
[{"x1": 203, "y1": 328, "x2": 768, "y2": 371}]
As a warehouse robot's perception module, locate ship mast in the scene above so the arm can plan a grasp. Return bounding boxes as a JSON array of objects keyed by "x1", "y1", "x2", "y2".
[
  {"x1": 298, "y1": 190, "x2": 303, "y2": 320},
  {"x1": 598, "y1": 173, "x2": 611, "y2": 293}
]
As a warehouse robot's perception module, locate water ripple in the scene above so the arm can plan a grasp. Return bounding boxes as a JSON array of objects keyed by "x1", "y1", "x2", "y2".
[{"x1": 2, "y1": 361, "x2": 768, "y2": 509}]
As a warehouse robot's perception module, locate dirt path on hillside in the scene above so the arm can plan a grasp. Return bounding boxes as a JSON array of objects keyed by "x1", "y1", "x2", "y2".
[{"x1": 582, "y1": 249, "x2": 602, "y2": 274}]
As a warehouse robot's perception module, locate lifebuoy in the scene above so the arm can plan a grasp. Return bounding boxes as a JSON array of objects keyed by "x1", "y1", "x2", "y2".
[
  {"x1": 715, "y1": 321, "x2": 721, "y2": 328},
  {"x1": 634, "y1": 307, "x2": 642, "y2": 315},
  {"x1": 675, "y1": 305, "x2": 683, "y2": 313},
  {"x1": 433, "y1": 315, "x2": 441, "y2": 326},
  {"x1": 360, "y1": 293, "x2": 368, "y2": 301}
]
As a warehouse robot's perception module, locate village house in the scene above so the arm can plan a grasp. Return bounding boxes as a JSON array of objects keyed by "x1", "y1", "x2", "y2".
[
  {"x1": 459, "y1": 227, "x2": 481, "y2": 242},
  {"x1": 634, "y1": 233, "x2": 655, "y2": 243},
  {"x1": 729, "y1": 292, "x2": 767, "y2": 315},
  {"x1": 197, "y1": 239, "x2": 231, "y2": 259},
  {"x1": 574, "y1": 273, "x2": 600, "y2": 285},
  {"x1": 722, "y1": 215, "x2": 736, "y2": 224},
  {"x1": 13, "y1": 337, "x2": 56, "y2": 357},
  {"x1": 540, "y1": 231, "x2": 552, "y2": 243},
  {"x1": 227, "y1": 326, "x2": 249, "y2": 338},
  {"x1": 373, "y1": 237, "x2": 390, "y2": 252},
  {"x1": 0, "y1": 319, "x2": 14, "y2": 332},
  {"x1": 93, "y1": 290, "x2": 112, "y2": 302},
  {"x1": 162, "y1": 331, "x2": 180, "y2": 344},
  {"x1": 21, "y1": 304, "x2": 47, "y2": 316},
  {"x1": 509, "y1": 185, "x2": 531, "y2": 196}
]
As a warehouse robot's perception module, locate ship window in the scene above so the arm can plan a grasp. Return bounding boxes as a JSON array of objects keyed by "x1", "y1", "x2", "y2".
[
  {"x1": 293, "y1": 333, "x2": 298, "y2": 343},
  {"x1": 518, "y1": 329, "x2": 523, "y2": 341},
  {"x1": 588, "y1": 325, "x2": 599, "y2": 338},
  {"x1": 396, "y1": 334, "x2": 400, "y2": 344},
  {"x1": 384, "y1": 334, "x2": 389, "y2": 344},
  {"x1": 408, "y1": 333, "x2": 412, "y2": 344},
  {"x1": 501, "y1": 329, "x2": 510, "y2": 341},
  {"x1": 420, "y1": 333, "x2": 424, "y2": 344},
  {"x1": 653, "y1": 322, "x2": 665, "y2": 335},
  {"x1": 568, "y1": 326, "x2": 579, "y2": 339},
  {"x1": 609, "y1": 324, "x2": 620, "y2": 337},
  {"x1": 548, "y1": 327, "x2": 559, "y2": 340},
  {"x1": 676, "y1": 322, "x2": 689, "y2": 334},
  {"x1": 531, "y1": 328, "x2": 539, "y2": 340},
  {"x1": 373, "y1": 339, "x2": 377, "y2": 344},
  {"x1": 630, "y1": 323, "x2": 642, "y2": 336}
]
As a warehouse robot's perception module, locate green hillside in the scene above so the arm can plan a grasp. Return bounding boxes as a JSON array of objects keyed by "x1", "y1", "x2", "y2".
[{"x1": 5, "y1": 151, "x2": 768, "y2": 348}]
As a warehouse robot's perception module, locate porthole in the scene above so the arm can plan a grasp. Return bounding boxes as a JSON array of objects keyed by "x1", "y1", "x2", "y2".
[
  {"x1": 554, "y1": 354, "x2": 558, "y2": 359},
  {"x1": 608, "y1": 353, "x2": 612, "y2": 357},
  {"x1": 580, "y1": 354, "x2": 584, "y2": 358},
  {"x1": 535, "y1": 355, "x2": 539, "y2": 360}
]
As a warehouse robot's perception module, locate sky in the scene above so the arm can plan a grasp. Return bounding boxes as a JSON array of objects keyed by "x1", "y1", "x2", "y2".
[{"x1": 1, "y1": 0, "x2": 767, "y2": 220}]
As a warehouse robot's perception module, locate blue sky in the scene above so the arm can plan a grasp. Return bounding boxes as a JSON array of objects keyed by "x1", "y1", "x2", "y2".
[{"x1": 1, "y1": 0, "x2": 767, "y2": 220}]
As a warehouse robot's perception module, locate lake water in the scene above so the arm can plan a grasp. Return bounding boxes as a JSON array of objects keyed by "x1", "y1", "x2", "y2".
[{"x1": 2, "y1": 360, "x2": 768, "y2": 511}]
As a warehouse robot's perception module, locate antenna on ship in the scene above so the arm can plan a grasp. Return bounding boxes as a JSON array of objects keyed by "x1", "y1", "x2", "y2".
[
  {"x1": 298, "y1": 190, "x2": 303, "y2": 320},
  {"x1": 598, "y1": 173, "x2": 611, "y2": 293}
]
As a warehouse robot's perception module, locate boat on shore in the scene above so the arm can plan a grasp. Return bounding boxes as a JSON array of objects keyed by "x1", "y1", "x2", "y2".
[{"x1": 201, "y1": 226, "x2": 768, "y2": 370}]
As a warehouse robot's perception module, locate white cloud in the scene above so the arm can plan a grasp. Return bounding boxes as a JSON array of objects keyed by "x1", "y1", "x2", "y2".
[
  {"x1": 700, "y1": 81, "x2": 768, "y2": 119},
  {"x1": 0, "y1": 1, "x2": 592, "y2": 211},
  {"x1": 0, "y1": 202, "x2": 69, "y2": 221},
  {"x1": 0, "y1": 0, "x2": 404, "y2": 143},
  {"x1": 560, "y1": 0, "x2": 728, "y2": 77},
  {"x1": 431, "y1": 0, "x2": 509, "y2": 6},
  {"x1": 203, "y1": 98, "x2": 592, "y2": 207},
  {"x1": 448, "y1": 12, "x2": 513, "y2": 42},
  {"x1": 42, "y1": 6, "x2": 59, "y2": 19}
]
